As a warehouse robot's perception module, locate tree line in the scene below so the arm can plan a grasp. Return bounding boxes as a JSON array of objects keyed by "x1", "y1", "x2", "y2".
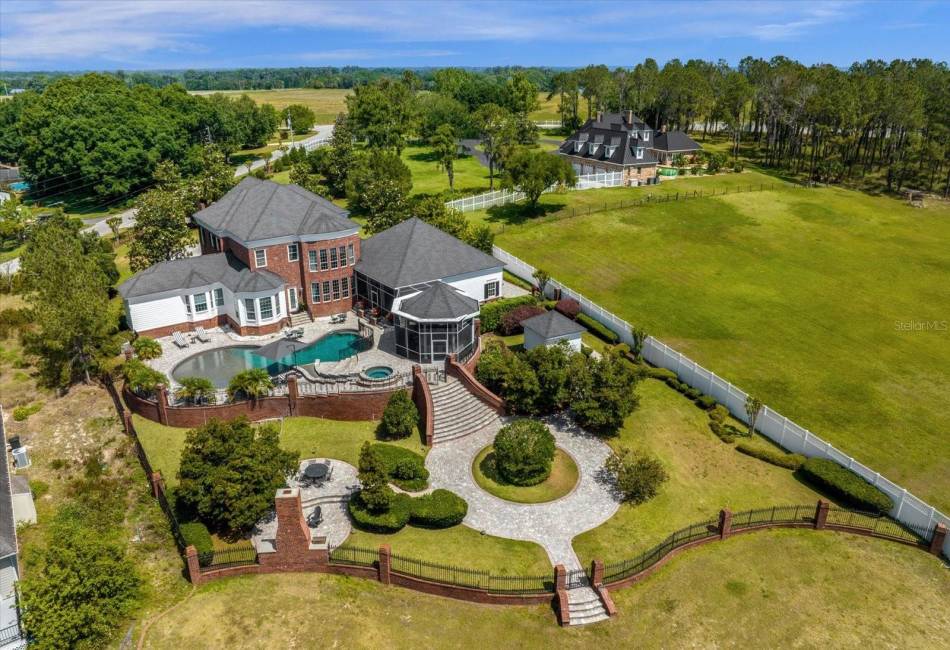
[{"x1": 551, "y1": 58, "x2": 949, "y2": 194}]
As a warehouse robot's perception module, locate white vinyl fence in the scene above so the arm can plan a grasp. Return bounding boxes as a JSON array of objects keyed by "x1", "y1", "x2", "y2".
[
  {"x1": 494, "y1": 246, "x2": 950, "y2": 557},
  {"x1": 533, "y1": 120, "x2": 562, "y2": 129},
  {"x1": 445, "y1": 172, "x2": 623, "y2": 213}
]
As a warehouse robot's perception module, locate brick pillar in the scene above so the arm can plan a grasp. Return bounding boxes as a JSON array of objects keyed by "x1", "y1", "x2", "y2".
[
  {"x1": 554, "y1": 564, "x2": 566, "y2": 591},
  {"x1": 185, "y1": 545, "x2": 202, "y2": 585},
  {"x1": 288, "y1": 375, "x2": 298, "y2": 416},
  {"x1": 814, "y1": 499, "x2": 830, "y2": 529},
  {"x1": 273, "y1": 488, "x2": 311, "y2": 558},
  {"x1": 719, "y1": 508, "x2": 733, "y2": 539},
  {"x1": 590, "y1": 559, "x2": 604, "y2": 586},
  {"x1": 149, "y1": 471, "x2": 165, "y2": 499},
  {"x1": 929, "y1": 523, "x2": 947, "y2": 557},
  {"x1": 122, "y1": 411, "x2": 133, "y2": 434},
  {"x1": 378, "y1": 544, "x2": 392, "y2": 585},
  {"x1": 156, "y1": 384, "x2": 169, "y2": 426}
]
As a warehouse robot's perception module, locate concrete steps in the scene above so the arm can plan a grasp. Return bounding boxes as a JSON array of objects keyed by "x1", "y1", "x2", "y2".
[
  {"x1": 567, "y1": 586, "x2": 610, "y2": 626},
  {"x1": 290, "y1": 311, "x2": 312, "y2": 327},
  {"x1": 430, "y1": 378, "x2": 501, "y2": 445}
]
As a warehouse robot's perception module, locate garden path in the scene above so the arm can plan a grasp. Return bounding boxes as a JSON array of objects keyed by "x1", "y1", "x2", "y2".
[{"x1": 425, "y1": 414, "x2": 620, "y2": 571}]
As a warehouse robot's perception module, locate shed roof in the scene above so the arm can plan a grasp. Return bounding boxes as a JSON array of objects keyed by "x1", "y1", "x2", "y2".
[
  {"x1": 522, "y1": 310, "x2": 586, "y2": 339},
  {"x1": 0, "y1": 419, "x2": 17, "y2": 560}
]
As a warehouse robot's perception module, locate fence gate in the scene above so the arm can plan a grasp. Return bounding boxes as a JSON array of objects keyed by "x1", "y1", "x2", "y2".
[{"x1": 565, "y1": 568, "x2": 590, "y2": 589}]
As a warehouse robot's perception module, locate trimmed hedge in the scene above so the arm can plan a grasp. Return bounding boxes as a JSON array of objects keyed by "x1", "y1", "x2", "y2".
[
  {"x1": 554, "y1": 298, "x2": 581, "y2": 320},
  {"x1": 409, "y1": 489, "x2": 468, "y2": 528},
  {"x1": 180, "y1": 522, "x2": 213, "y2": 556},
  {"x1": 480, "y1": 296, "x2": 539, "y2": 332},
  {"x1": 576, "y1": 313, "x2": 620, "y2": 344},
  {"x1": 696, "y1": 394, "x2": 717, "y2": 410},
  {"x1": 798, "y1": 458, "x2": 893, "y2": 514},
  {"x1": 709, "y1": 420, "x2": 742, "y2": 444},
  {"x1": 371, "y1": 444, "x2": 429, "y2": 492},
  {"x1": 645, "y1": 366, "x2": 677, "y2": 382},
  {"x1": 736, "y1": 442, "x2": 806, "y2": 470},
  {"x1": 348, "y1": 492, "x2": 413, "y2": 533}
]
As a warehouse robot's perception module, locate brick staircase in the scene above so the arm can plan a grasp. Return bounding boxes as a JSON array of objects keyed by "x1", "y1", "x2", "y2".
[
  {"x1": 290, "y1": 311, "x2": 312, "y2": 327},
  {"x1": 566, "y1": 585, "x2": 610, "y2": 626},
  {"x1": 430, "y1": 377, "x2": 501, "y2": 444}
]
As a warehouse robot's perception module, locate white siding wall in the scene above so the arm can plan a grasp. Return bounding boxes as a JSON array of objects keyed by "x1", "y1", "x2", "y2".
[
  {"x1": 443, "y1": 268, "x2": 504, "y2": 304},
  {"x1": 127, "y1": 295, "x2": 190, "y2": 332},
  {"x1": 524, "y1": 330, "x2": 581, "y2": 352}
]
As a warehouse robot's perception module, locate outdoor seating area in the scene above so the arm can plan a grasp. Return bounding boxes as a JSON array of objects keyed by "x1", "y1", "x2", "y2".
[{"x1": 251, "y1": 458, "x2": 359, "y2": 552}]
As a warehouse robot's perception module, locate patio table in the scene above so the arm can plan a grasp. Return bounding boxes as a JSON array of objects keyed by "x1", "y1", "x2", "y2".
[{"x1": 304, "y1": 463, "x2": 329, "y2": 481}]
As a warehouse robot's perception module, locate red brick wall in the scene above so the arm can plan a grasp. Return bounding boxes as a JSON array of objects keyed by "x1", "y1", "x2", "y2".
[
  {"x1": 446, "y1": 353, "x2": 505, "y2": 415},
  {"x1": 411, "y1": 366, "x2": 435, "y2": 446}
]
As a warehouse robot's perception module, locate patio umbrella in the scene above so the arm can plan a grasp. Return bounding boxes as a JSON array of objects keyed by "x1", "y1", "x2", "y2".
[{"x1": 251, "y1": 337, "x2": 305, "y2": 365}]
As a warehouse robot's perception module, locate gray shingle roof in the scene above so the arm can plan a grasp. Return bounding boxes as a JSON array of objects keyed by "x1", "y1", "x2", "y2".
[
  {"x1": 356, "y1": 218, "x2": 501, "y2": 289},
  {"x1": 194, "y1": 177, "x2": 356, "y2": 243},
  {"x1": 0, "y1": 418, "x2": 17, "y2": 560},
  {"x1": 522, "y1": 310, "x2": 585, "y2": 339},
  {"x1": 118, "y1": 252, "x2": 284, "y2": 300},
  {"x1": 652, "y1": 131, "x2": 701, "y2": 152},
  {"x1": 559, "y1": 126, "x2": 658, "y2": 166},
  {"x1": 397, "y1": 282, "x2": 479, "y2": 320}
]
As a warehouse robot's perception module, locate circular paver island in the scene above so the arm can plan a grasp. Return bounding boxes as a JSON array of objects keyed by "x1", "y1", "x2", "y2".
[
  {"x1": 471, "y1": 445, "x2": 580, "y2": 504},
  {"x1": 425, "y1": 414, "x2": 621, "y2": 570}
]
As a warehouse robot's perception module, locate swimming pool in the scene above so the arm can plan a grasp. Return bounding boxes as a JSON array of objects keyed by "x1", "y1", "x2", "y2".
[{"x1": 171, "y1": 331, "x2": 364, "y2": 388}]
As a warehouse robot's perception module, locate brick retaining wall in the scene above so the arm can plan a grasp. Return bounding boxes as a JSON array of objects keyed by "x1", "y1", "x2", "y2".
[{"x1": 446, "y1": 353, "x2": 505, "y2": 415}]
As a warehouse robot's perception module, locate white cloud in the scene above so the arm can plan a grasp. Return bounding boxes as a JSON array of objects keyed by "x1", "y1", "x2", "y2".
[{"x1": 0, "y1": 0, "x2": 860, "y2": 69}]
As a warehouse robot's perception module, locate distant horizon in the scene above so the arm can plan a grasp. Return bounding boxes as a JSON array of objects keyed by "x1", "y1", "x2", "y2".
[{"x1": 1, "y1": 1, "x2": 948, "y2": 72}]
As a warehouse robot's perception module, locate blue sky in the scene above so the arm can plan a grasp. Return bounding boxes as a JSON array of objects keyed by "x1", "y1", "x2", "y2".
[{"x1": 1, "y1": 1, "x2": 947, "y2": 71}]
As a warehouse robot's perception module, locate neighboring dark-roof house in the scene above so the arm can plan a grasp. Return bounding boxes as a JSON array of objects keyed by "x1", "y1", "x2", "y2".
[
  {"x1": 396, "y1": 282, "x2": 480, "y2": 321},
  {"x1": 193, "y1": 177, "x2": 356, "y2": 243},
  {"x1": 652, "y1": 131, "x2": 701, "y2": 153},
  {"x1": 118, "y1": 252, "x2": 284, "y2": 300},
  {"x1": 0, "y1": 424, "x2": 17, "y2": 562},
  {"x1": 356, "y1": 218, "x2": 501, "y2": 289},
  {"x1": 522, "y1": 310, "x2": 586, "y2": 339}
]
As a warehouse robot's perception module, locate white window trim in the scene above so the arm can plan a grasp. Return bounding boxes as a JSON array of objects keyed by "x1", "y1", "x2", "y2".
[
  {"x1": 254, "y1": 249, "x2": 267, "y2": 268},
  {"x1": 308, "y1": 249, "x2": 318, "y2": 272},
  {"x1": 287, "y1": 243, "x2": 299, "y2": 262},
  {"x1": 193, "y1": 292, "x2": 209, "y2": 314},
  {"x1": 484, "y1": 281, "x2": 500, "y2": 300}
]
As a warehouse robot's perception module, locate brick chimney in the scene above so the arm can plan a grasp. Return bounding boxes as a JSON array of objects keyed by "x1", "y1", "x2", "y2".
[
  {"x1": 625, "y1": 109, "x2": 633, "y2": 125},
  {"x1": 596, "y1": 111, "x2": 604, "y2": 123},
  {"x1": 661, "y1": 124, "x2": 668, "y2": 134}
]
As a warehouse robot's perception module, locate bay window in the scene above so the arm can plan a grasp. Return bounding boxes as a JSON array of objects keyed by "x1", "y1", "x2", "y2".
[
  {"x1": 259, "y1": 296, "x2": 274, "y2": 320},
  {"x1": 193, "y1": 292, "x2": 208, "y2": 313}
]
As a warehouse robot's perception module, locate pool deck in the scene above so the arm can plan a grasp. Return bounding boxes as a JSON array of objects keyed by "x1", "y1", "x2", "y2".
[{"x1": 147, "y1": 313, "x2": 420, "y2": 392}]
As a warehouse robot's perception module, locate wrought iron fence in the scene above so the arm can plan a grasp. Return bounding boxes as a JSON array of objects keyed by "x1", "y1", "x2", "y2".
[
  {"x1": 602, "y1": 518, "x2": 719, "y2": 584},
  {"x1": 565, "y1": 567, "x2": 591, "y2": 589},
  {"x1": 197, "y1": 546, "x2": 259, "y2": 571},
  {"x1": 825, "y1": 508, "x2": 930, "y2": 544},
  {"x1": 730, "y1": 504, "x2": 814, "y2": 528},
  {"x1": 388, "y1": 552, "x2": 553, "y2": 595},
  {"x1": 0, "y1": 623, "x2": 24, "y2": 644},
  {"x1": 329, "y1": 544, "x2": 378, "y2": 568}
]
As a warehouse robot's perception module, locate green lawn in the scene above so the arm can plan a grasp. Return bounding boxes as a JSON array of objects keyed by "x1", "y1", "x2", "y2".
[
  {"x1": 132, "y1": 415, "x2": 423, "y2": 488},
  {"x1": 573, "y1": 379, "x2": 826, "y2": 564},
  {"x1": 490, "y1": 174, "x2": 950, "y2": 512},
  {"x1": 142, "y1": 530, "x2": 950, "y2": 649},
  {"x1": 472, "y1": 446, "x2": 579, "y2": 504},
  {"x1": 401, "y1": 144, "x2": 492, "y2": 197}
]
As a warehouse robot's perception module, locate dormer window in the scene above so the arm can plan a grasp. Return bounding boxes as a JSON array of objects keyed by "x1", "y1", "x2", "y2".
[
  {"x1": 605, "y1": 145, "x2": 616, "y2": 158},
  {"x1": 636, "y1": 147, "x2": 644, "y2": 160},
  {"x1": 588, "y1": 142, "x2": 598, "y2": 155},
  {"x1": 643, "y1": 131, "x2": 650, "y2": 142},
  {"x1": 631, "y1": 130, "x2": 638, "y2": 139},
  {"x1": 575, "y1": 141, "x2": 583, "y2": 153}
]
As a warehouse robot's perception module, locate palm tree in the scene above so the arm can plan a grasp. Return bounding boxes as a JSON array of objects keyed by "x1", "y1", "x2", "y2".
[
  {"x1": 176, "y1": 376, "x2": 216, "y2": 405},
  {"x1": 744, "y1": 395, "x2": 764, "y2": 436},
  {"x1": 227, "y1": 368, "x2": 273, "y2": 401}
]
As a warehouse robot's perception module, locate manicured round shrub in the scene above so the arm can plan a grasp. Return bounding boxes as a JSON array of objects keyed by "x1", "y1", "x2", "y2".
[
  {"x1": 132, "y1": 336, "x2": 162, "y2": 360},
  {"x1": 696, "y1": 395, "x2": 717, "y2": 410},
  {"x1": 493, "y1": 419, "x2": 556, "y2": 486},
  {"x1": 378, "y1": 390, "x2": 418, "y2": 439},
  {"x1": 554, "y1": 298, "x2": 581, "y2": 320},
  {"x1": 798, "y1": 458, "x2": 893, "y2": 514},
  {"x1": 499, "y1": 304, "x2": 545, "y2": 335},
  {"x1": 409, "y1": 489, "x2": 468, "y2": 528},
  {"x1": 348, "y1": 492, "x2": 411, "y2": 533}
]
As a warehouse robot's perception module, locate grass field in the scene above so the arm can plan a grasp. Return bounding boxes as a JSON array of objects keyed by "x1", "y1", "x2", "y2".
[
  {"x1": 401, "y1": 144, "x2": 492, "y2": 196},
  {"x1": 574, "y1": 379, "x2": 825, "y2": 563},
  {"x1": 190, "y1": 88, "x2": 350, "y2": 124},
  {"x1": 488, "y1": 172, "x2": 950, "y2": 512},
  {"x1": 141, "y1": 530, "x2": 950, "y2": 649}
]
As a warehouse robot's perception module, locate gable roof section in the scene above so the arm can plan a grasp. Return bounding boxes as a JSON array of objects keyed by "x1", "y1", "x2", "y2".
[
  {"x1": 356, "y1": 218, "x2": 501, "y2": 289},
  {"x1": 194, "y1": 176, "x2": 356, "y2": 243},
  {"x1": 559, "y1": 121, "x2": 658, "y2": 166},
  {"x1": 522, "y1": 310, "x2": 585, "y2": 339},
  {"x1": 0, "y1": 417, "x2": 17, "y2": 560},
  {"x1": 118, "y1": 252, "x2": 284, "y2": 300},
  {"x1": 652, "y1": 131, "x2": 701, "y2": 153},
  {"x1": 397, "y1": 282, "x2": 479, "y2": 320}
]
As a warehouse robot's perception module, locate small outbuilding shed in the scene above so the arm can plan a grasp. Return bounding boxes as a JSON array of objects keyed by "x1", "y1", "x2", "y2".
[{"x1": 522, "y1": 310, "x2": 585, "y2": 352}]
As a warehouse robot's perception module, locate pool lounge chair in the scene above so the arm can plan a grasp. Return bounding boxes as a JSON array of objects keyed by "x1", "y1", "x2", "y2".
[
  {"x1": 194, "y1": 326, "x2": 211, "y2": 343},
  {"x1": 330, "y1": 313, "x2": 347, "y2": 324},
  {"x1": 172, "y1": 331, "x2": 189, "y2": 349}
]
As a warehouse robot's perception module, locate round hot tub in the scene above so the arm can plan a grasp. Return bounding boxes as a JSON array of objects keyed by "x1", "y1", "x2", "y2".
[{"x1": 361, "y1": 365, "x2": 395, "y2": 381}]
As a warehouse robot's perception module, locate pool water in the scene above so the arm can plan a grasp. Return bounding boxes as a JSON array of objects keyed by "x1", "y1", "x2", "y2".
[
  {"x1": 172, "y1": 331, "x2": 364, "y2": 388},
  {"x1": 364, "y1": 366, "x2": 394, "y2": 379}
]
